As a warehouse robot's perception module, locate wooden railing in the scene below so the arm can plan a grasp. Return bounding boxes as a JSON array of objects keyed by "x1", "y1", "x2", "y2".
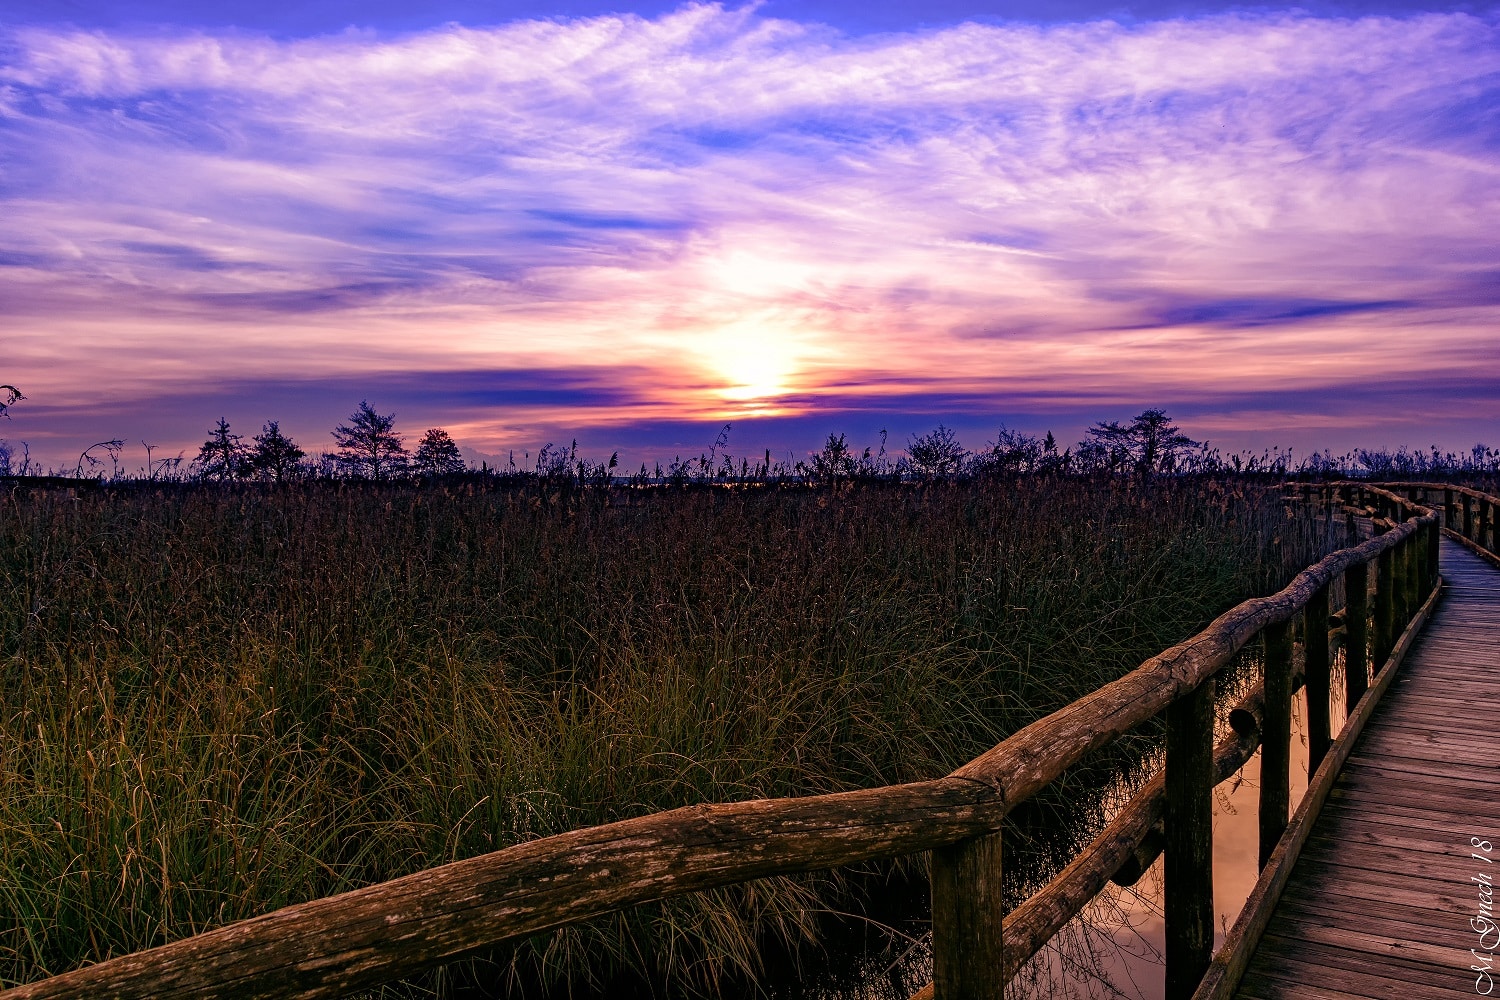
[
  {"x1": 1362, "y1": 480, "x2": 1500, "y2": 566},
  {"x1": 1, "y1": 486, "x2": 1452, "y2": 1000}
]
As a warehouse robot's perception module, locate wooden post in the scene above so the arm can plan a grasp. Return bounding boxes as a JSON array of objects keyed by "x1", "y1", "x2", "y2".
[
  {"x1": 1166, "y1": 676, "x2": 1215, "y2": 1000},
  {"x1": 1428, "y1": 515, "x2": 1440, "y2": 593},
  {"x1": 1412, "y1": 526, "x2": 1425, "y2": 605},
  {"x1": 1481, "y1": 498, "x2": 1493, "y2": 554},
  {"x1": 1428, "y1": 518, "x2": 1440, "y2": 593},
  {"x1": 1373, "y1": 546, "x2": 1394, "y2": 673},
  {"x1": 1304, "y1": 585, "x2": 1331, "y2": 773},
  {"x1": 931, "y1": 832, "x2": 1004, "y2": 1000},
  {"x1": 1344, "y1": 560, "x2": 1369, "y2": 716},
  {"x1": 1464, "y1": 494, "x2": 1474, "y2": 540},
  {"x1": 1259, "y1": 619, "x2": 1292, "y2": 870},
  {"x1": 1404, "y1": 533, "x2": 1420, "y2": 628},
  {"x1": 1345, "y1": 509, "x2": 1357, "y2": 545},
  {"x1": 1392, "y1": 536, "x2": 1410, "y2": 629},
  {"x1": 1445, "y1": 488, "x2": 1455, "y2": 531}
]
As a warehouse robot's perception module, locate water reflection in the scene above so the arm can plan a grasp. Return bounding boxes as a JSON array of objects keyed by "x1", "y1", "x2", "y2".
[
  {"x1": 774, "y1": 656, "x2": 1349, "y2": 1000},
  {"x1": 1014, "y1": 679, "x2": 1334, "y2": 1000}
]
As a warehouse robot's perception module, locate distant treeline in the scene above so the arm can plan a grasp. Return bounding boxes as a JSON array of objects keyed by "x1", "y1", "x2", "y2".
[{"x1": 2, "y1": 394, "x2": 1498, "y2": 484}]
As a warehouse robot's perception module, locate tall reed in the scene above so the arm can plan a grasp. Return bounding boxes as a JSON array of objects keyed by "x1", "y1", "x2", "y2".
[{"x1": 0, "y1": 476, "x2": 1334, "y2": 995}]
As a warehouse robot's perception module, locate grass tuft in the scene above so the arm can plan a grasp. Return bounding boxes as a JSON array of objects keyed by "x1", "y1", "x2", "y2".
[{"x1": 0, "y1": 476, "x2": 1336, "y2": 995}]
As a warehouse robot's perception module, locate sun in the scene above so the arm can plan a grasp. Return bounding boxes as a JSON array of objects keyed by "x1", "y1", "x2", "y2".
[{"x1": 701, "y1": 313, "x2": 804, "y2": 409}]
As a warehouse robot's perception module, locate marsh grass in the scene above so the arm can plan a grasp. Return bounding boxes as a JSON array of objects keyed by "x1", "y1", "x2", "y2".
[{"x1": 0, "y1": 476, "x2": 1336, "y2": 996}]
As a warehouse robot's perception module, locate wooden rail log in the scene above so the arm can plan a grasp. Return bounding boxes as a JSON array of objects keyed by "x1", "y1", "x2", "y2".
[
  {"x1": 0, "y1": 780, "x2": 1009, "y2": 1000},
  {"x1": 1360, "y1": 481, "x2": 1500, "y2": 555}
]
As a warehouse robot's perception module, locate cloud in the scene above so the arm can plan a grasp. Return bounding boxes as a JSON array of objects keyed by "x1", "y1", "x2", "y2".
[{"x1": 1, "y1": 5, "x2": 1498, "y2": 464}]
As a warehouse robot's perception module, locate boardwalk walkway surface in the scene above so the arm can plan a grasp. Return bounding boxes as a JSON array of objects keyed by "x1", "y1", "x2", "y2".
[{"x1": 1236, "y1": 535, "x2": 1500, "y2": 1000}]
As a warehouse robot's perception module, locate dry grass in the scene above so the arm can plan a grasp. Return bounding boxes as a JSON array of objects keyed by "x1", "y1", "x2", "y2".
[{"x1": 0, "y1": 475, "x2": 1337, "y2": 996}]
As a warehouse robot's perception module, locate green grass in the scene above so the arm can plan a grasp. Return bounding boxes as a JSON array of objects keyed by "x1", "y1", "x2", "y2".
[{"x1": 0, "y1": 476, "x2": 1337, "y2": 996}]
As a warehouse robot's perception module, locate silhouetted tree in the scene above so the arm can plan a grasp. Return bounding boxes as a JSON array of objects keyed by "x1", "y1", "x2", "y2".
[
  {"x1": 248, "y1": 420, "x2": 305, "y2": 482},
  {"x1": 333, "y1": 401, "x2": 407, "y2": 479},
  {"x1": 195, "y1": 418, "x2": 247, "y2": 481},
  {"x1": 1084, "y1": 408, "x2": 1198, "y2": 478},
  {"x1": 810, "y1": 432, "x2": 857, "y2": 483},
  {"x1": 412, "y1": 427, "x2": 465, "y2": 476},
  {"x1": 906, "y1": 424, "x2": 967, "y2": 480}
]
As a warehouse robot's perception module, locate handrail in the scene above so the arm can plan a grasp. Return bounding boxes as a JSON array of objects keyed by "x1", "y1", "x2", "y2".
[
  {"x1": 0, "y1": 485, "x2": 1448, "y2": 1000},
  {"x1": 1364, "y1": 480, "x2": 1500, "y2": 566},
  {"x1": 1315, "y1": 479, "x2": 1498, "y2": 567}
]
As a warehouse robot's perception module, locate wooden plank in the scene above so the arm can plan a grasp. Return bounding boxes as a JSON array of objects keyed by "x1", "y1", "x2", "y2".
[
  {"x1": 1298, "y1": 831, "x2": 1482, "y2": 869},
  {"x1": 1337, "y1": 755, "x2": 1498, "y2": 793},
  {"x1": 1241, "y1": 952, "x2": 1474, "y2": 1000},
  {"x1": 1274, "y1": 891, "x2": 1467, "y2": 947},
  {"x1": 1380, "y1": 671, "x2": 1500, "y2": 691},
  {"x1": 1302, "y1": 834, "x2": 1472, "y2": 870},
  {"x1": 1254, "y1": 932, "x2": 1473, "y2": 990},
  {"x1": 1293, "y1": 850, "x2": 1479, "y2": 904},
  {"x1": 1366, "y1": 702, "x2": 1490, "y2": 724},
  {"x1": 1302, "y1": 818, "x2": 1482, "y2": 857},
  {"x1": 1346, "y1": 740, "x2": 1497, "y2": 771},
  {"x1": 1246, "y1": 912, "x2": 1465, "y2": 970},
  {"x1": 1387, "y1": 652, "x2": 1500, "y2": 670},
  {"x1": 1370, "y1": 710, "x2": 1494, "y2": 734},
  {"x1": 1358, "y1": 721, "x2": 1494, "y2": 749},
  {"x1": 1358, "y1": 725, "x2": 1497, "y2": 753},
  {"x1": 1316, "y1": 800, "x2": 1474, "y2": 835},
  {"x1": 1375, "y1": 693, "x2": 1500, "y2": 716},
  {"x1": 1282, "y1": 867, "x2": 1475, "y2": 914},
  {"x1": 1314, "y1": 791, "x2": 1488, "y2": 833},
  {"x1": 1236, "y1": 974, "x2": 1373, "y2": 1000}
]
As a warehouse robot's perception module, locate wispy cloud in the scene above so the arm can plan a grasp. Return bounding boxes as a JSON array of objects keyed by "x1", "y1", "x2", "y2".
[{"x1": 1, "y1": 4, "x2": 1497, "y2": 463}]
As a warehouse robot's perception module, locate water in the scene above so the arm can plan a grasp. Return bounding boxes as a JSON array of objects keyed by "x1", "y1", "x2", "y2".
[{"x1": 1011, "y1": 681, "x2": 1332, "y2": 1000}]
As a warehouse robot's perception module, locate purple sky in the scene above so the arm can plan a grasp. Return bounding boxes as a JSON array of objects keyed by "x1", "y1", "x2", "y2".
[{"x1": 2, "y1": 1, "x2": 1497, "y2": 472}]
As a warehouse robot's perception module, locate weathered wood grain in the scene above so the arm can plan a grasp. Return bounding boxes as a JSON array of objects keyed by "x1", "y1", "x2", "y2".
[
  {"x1": 1166, "y1": 677, "x2": 1216, "y2": 1000},
  {"x1": 930, "y1": 831, "x2": 1004, "y2": 1000},
  {"x1": 0, "y1": 779, "x2": 1010, "y2": 1000}
]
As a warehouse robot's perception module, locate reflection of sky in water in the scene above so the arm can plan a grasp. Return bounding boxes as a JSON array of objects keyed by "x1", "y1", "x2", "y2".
[
  {"x1": 762, "y1": 678, "x2": 1338, "y2": 1000},
  {"x1": 1015, "y1": 682, "x2": 1338, "y2": 1000}
]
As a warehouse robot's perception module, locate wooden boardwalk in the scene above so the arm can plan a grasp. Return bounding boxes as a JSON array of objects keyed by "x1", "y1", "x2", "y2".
[{"x1": 1236, "y1": 535, "x2": 1500, "y2": 999}]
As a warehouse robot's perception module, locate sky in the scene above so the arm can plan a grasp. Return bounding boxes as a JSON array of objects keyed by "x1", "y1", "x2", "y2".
[{"x1": 1, "y1": 0, "x2": 1497, "y2": 473}]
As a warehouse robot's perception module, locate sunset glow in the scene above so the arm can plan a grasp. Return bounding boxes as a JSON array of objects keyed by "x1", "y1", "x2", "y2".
[{"x1": 1, "y1": 1, "x2": 1497, "y2": 469}]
